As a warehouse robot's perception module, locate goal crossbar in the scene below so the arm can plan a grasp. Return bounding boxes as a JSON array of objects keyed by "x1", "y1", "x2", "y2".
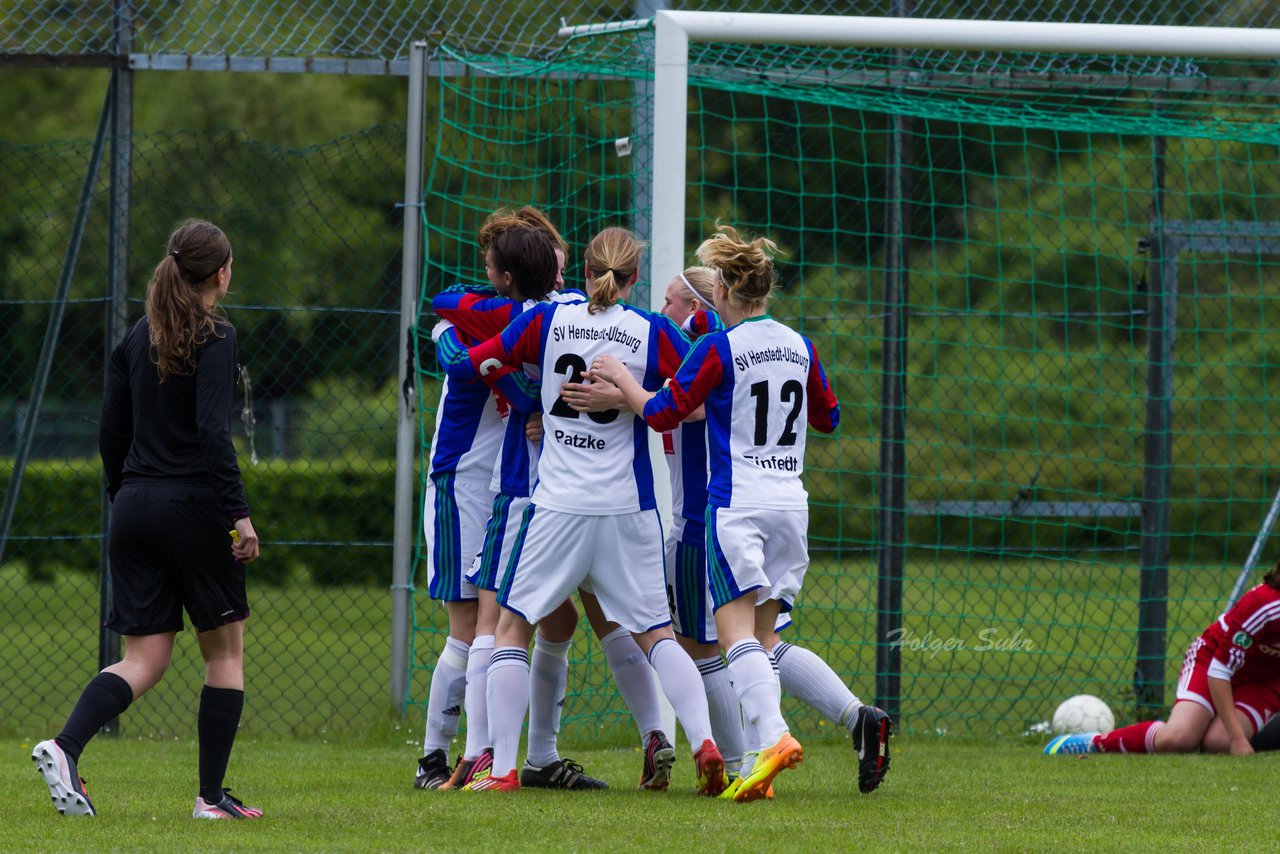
[
  {"x1": 557, "y1": 11, "x2": 1280, "y2": 318},
  {"x1": 562, "y1": 13, "x2": 1280, "y2": 60}
]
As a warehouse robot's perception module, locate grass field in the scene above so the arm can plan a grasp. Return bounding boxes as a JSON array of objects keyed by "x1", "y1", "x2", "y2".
[
  {"x1": 0, "y1": 554, "x2": 1263, "y2": 851},
  {"x1": 2, "y1": 552, "x2": 1241, "y2": 742},
  {"x1": 2, "y1": 734, "x2": 1275, "y2": 852}
]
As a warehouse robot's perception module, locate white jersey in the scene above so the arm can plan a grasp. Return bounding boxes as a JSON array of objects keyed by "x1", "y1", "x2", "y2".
[
  {"x1": 427, "y1": 319, "x2": 505, "y2": 478},
  {"x1": 464, "y1": 300, "x2": 689, "y2": 515},
  {"x1": 486, "y1": 292, "x2": 585, "y2": 495},
  {"x1": 643, "y1": 315, "x2": 839, "y2": 511}
]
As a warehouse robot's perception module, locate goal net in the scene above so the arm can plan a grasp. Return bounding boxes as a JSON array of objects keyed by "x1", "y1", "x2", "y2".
[{"x1": 411, "y1": 14, "x2": 1280, "y2": 738}]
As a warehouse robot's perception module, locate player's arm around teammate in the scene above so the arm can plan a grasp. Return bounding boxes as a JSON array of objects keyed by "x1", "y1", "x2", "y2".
[
  {"x1": 443, "y1": 228, "x2": 729, "y2": 795},
  {"x1": 430, "y1": 214, "x2": 616, "y2": 792},
  {"x1": 414, "y1": 219, "x2": 570, "y2": 790},
  {"x1": 34, "y1": 220, "x2": 263, "y2": 820},
  {"x1": 589, "y1": 225, "x2": 850, "y2": 802}
]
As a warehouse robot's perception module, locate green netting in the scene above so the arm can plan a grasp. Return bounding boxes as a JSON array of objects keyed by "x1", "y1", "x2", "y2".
[{"x1": 410, "y1": 24, "x2": 1280, "y2": 739}]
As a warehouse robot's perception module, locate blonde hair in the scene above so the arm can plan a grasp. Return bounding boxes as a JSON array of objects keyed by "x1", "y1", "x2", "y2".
[
  {"x1": 696, "y1": 224, "x2": 781, "y2": 310},
  {"x1": 585, "y1": 227, "x2": 642, "y2": 314},
  {"x1": 146, "y1": 219, "x2": 232, "y2": 381},
  {"x1": 679, "y1": 266, "x2": 717, "y2": 305}
]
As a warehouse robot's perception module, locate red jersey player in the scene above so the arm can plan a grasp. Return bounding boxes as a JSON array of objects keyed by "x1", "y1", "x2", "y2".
[{"x1": 1047, "y1": 563, "x2": 1280, "y2": 756}]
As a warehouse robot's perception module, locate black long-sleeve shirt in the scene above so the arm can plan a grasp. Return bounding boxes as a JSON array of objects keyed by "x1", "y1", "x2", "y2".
[{"x1": 99, "y1": 315, "x2": 250, "y2": 520}]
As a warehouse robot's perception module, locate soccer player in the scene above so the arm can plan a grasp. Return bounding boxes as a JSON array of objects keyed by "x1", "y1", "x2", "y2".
[
  {"x1": 431, "y1": 209, "x2": 619, "y2": 790},
  {"x1": 1046, "y1": 563, "x2": 1280, "y2": 756},
  {"x1": 570, "y1": 264, "x2": 894, "y2": 795},
  {"x1": 33, "y1": 220, "x2": 263, "y2": 819},
  {"x1": 563, "y1": 266, "x2": 743, "y2": 786},
  {"x1": 588, "y1": 224, "x2": 882, "y2": 802},
  {"x1": 413, "y1": 222, "x2": 554, "y2": 789},
  {"x1": 440, "y1": 227, "x2": 728, "y2": 794}
]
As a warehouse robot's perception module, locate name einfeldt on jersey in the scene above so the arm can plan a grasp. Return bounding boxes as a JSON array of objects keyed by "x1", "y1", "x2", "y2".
[
  {"x1": 734, "y1": 345, "x2": 809, "y2": 373},
  {"x1": 744, "y1": 454, "x2": 799, "y2": 471},
  {"x1": 554, "y1": 324, "x2": 643, "y2": 354},
  {"x1": 555, "y1": 429, "x2": 606, "y2": 450}
]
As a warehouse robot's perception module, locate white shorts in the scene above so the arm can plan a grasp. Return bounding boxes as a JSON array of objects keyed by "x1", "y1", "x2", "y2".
[
  {"x1": 467, "y1": 493, "x2": 530, "y2": 593},
  {"x1": 706, "y1": 506, "x2": 809, "y2": 612},
  {"x1": 499, "y1": 506, "x2": 670, "y2": 633},
  {"x1": 423, "y1": 471, "x2": 495, "y2": 602}
]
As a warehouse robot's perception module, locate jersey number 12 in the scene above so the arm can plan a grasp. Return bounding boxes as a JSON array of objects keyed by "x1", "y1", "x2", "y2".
[{"x1": 749, "y1": 379, "x2": 803, "y2": 446}]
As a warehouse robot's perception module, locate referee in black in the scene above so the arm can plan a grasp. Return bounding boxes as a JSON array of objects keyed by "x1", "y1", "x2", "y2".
[{"x1": 32, "y1": 219, "x2": 264, "y2": 819}]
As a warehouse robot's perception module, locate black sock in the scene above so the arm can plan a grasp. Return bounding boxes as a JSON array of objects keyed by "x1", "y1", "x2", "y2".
[
  {"x1": 55, "y1": 672, "x2": 134, "y2": 762},
  {"x1": 1251, "y1": 714, "x2": 1280, "y2": 752},
  {"x1": 198, "y1": 686, "x2": 245, "y2": 803}
]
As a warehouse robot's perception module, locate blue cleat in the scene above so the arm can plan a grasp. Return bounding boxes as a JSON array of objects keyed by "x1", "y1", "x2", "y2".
[{"x1": 1044, "y1": 733, "x2": 1100, "y2": 755}]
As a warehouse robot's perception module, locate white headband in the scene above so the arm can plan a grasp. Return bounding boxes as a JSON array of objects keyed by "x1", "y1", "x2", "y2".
[{"x1": 679, "y1": 272, "x2": 704, "y2": 304}]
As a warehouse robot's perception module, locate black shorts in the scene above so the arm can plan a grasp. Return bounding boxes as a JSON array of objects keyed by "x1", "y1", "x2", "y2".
[{"x1": 105, "y1": 481, "x2": 250, "y2": 635}]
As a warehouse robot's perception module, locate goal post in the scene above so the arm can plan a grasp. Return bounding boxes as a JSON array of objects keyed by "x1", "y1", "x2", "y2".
[{"x1": 549, "y1": 12, "x2": 1280, "y2": 725}]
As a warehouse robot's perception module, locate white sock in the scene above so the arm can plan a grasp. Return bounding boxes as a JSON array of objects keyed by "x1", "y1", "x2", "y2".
[
  {"x1": 647, "y1": 637, "x2": 713, "y2": 749},
  {"x1": 740, "y1": 727, "x2": 760, "y2": 777},
  {"x1": 725, "y1": 639, "x2": 788, "y2": 748},
  {"x1": 773, "y1": 641, "x2": 862, "y2": 731},
  {"x1": 601, "y1": 627, "x2": 663, "y2": 740},
  {"x1": 485, "y1": 647, "x2": 530, "y2": 777},
  {"x1": 696, "y1": 655, "x2": 744, "y2": 768},
  {"x1": 423, "y1": 636, "x2": 469, "y2": 754},
  {"x1": 463, "y1": 634, "x2": 494, "y2": 759},
  {"x1": 526, "y1": 635, "x2": 571, "y2": 767}
]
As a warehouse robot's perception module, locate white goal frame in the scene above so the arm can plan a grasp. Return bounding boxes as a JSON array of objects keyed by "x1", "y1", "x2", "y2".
[
  {"x1": 552, "y1": 11, "x2": 1280, "y2": 733},
  {"x1": 561, "y1": 11, "x2": 1280, "y2": 310}
]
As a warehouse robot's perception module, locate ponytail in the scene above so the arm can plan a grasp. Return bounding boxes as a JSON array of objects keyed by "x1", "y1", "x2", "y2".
[
  {"x1": 696, "y1": 224, "x2": 781, "y2": 311},
  {"x1": 146, "y1": 219, "x2": 232, "y2": 381},
  {"x1": 1264, "y1": 561, "x2": 1280, "y2": 591},
  {"x1": 585, "y1": 227, "x2": 641, "y2": 314}
]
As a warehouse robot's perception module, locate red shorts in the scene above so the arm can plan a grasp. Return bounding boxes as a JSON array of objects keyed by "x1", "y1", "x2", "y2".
[{"x1": 1175, "y1": 638, "x2": 1280, "y2": 732}]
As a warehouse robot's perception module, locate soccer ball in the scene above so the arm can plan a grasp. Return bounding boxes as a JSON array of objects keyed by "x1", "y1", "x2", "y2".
[{"x1": 1052, "y1": 694, "x2": 1114, "y2": 735}]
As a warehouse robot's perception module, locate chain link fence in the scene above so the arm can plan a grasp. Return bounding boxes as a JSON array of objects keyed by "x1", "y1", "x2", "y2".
[
  {"x1": 4, "y1": 1, "x2": 1280, "y2": 743},
  {"x1": 0, "y1": 119, "x2": 408, "y2": 737},
  {"x1": 3, "y1": 1, "x2": 1277, "y2": 62}
]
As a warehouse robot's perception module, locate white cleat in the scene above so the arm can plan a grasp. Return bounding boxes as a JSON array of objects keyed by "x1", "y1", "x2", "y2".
[{"x1": 32, "y1": 739, "x2": 95, "y2": 817}]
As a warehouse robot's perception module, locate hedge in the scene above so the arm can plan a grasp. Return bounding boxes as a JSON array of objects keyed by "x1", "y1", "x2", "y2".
[
  {"x1": 4, "y1": 444, "x2": 1276, "y2": 587},
  {"x1": 0, "y1": 458, "x2": 401, "y2": 586}
]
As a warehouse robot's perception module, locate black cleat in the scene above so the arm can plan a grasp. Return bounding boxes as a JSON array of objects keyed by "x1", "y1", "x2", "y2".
[
  {"x1": 638, "y1": 730, "x2": 676, "y2": 790},
  {"x1": 413, "y1": 748, "x2": 452, "y2": 790},
  {"x1": 442, "y1": 748, "x2": 493, "y2": 790},
  {"x1": 193, "y1": 788, "x2": 264, "y2": 819},
  {"x1": 520, "y1": 757, "x2": 608, "y2": 790},
  {"x1": 851, "y1": 705, "x2": 893, "y2": 794}
]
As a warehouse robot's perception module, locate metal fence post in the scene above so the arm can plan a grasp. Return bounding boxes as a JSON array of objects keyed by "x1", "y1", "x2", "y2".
[
  {"x1": 98, "y1": 0, "x2": 134, "y2": 734},
  {"x1": 1137, "y1": 134, "x2": 1172, "y2": 716},
  {"x1": 391, "y1": 40, "x2": 428, "y2": 713},
  {"x1": 874, "y1": 0, "x2": 912, "y2": 724}
]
